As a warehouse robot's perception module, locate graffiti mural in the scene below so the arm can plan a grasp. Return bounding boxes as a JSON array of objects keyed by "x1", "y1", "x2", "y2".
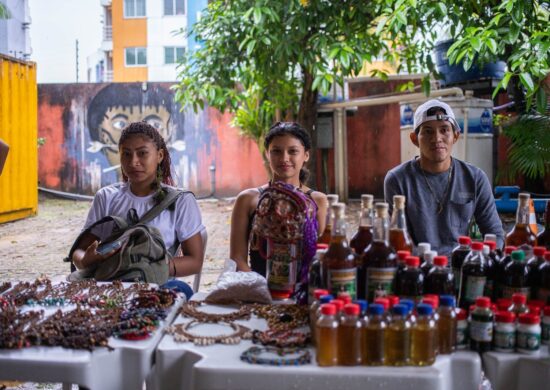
[{"x1": 38, "y1": 82, "x2": 267, "y2": 197}]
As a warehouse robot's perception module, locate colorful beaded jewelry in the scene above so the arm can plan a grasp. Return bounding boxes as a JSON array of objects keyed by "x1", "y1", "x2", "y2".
[
  {"x1": 240, "y1": 346, "x2": 311, "y2": 366},
  {"x1": 252, "y1": 329, "x2": 310, "y2": 348},
  {"x1": 166, "y1": 320, "x2": 252, "y2": 346},
  {"x1": 250, "y1": 303, "x2": 309, "y2": 331},
  {"x1": 179, "y1": 301, "x2": 252, "y2": 323}
]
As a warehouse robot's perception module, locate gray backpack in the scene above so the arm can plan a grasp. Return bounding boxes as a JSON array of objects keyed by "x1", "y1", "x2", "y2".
[{"x1": 66, "y1": 188, "x2": 184, "y2": 284}]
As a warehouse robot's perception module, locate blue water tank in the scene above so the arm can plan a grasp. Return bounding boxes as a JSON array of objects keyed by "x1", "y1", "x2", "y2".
[{"x1": 435, "y1": 40, "x2": 506, "y2": 86}]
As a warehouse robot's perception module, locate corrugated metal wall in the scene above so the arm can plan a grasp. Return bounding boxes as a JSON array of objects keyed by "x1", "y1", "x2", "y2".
[{"x1": 0, "y1": 54, "x2": 38, "y2": 223}]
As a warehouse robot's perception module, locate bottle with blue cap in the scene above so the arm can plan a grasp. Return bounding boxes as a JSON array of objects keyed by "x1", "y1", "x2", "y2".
[
  {"x1": 412, "y1": 303, "x2": 437, "y2": 366},
  {"x1": 438, "y1": 295, "x2": 457, "y2": 354},
  {"x1": 363, "y1": 303, "x2": 386, "y2": 365},
  {"x1": 385, "y1": 304, "x2": 411, "y2": 366}
]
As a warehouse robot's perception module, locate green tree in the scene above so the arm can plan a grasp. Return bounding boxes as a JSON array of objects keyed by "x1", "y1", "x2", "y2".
[{"x1": 0, "y1": 2, "x2": 9, "y2": 19}]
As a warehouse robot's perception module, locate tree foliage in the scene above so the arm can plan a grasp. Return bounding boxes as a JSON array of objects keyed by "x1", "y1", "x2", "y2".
[{"x1": 0, "y1": 2, "x2": 9, "y2": 19}]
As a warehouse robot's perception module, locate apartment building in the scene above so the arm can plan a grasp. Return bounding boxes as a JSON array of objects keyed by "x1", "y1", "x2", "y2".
[
  {"x1": 0, "y1": 0, "x2": 32, "y2": 60},
  {"x1": 90, "y1": 0, "x2": 205, "y2": 82}
]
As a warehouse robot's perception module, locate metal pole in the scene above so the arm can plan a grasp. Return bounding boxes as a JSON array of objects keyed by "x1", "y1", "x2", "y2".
[
  {"x1": 334, "y1": 108, "x2": 347, "y2": 202},
  {"x1": 75, "y1": 40, "x2": 79, "y2": 83}
]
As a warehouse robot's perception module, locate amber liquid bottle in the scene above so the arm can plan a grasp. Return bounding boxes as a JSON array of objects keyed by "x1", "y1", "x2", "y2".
[
  {"x1": 537, "y1": 200, "x2": 550, "y2": 249},
  {"x1": 389, "y1": 195, "x2": 413, "y2": 252},
  {"x1": 385, "y1": 304, "x2": 411, "y2": 366},
  {"x1": 363, "y1": 303, "x2": 387, "y2": 365},
  {"x1": 316, "y1": 303, "x2": 339, "y2": 366},
  {"x1": 338, "y1": 303, "x2": 362, "y2": 365},
  {"x1": 322, "y1": 203, "x2": 357, "y2": 299},
  {"x1": 411, "y1": 303, "x2": 437, "y2": 366},
  {"x1": 359, "y1": 202, "x2": 397, "y2": 301},
  {"x1": 318, "y1": 194, "x2": 339, "y2": 245},
  {"x1": 437, "y1": 295, "x2": 457, "y2": 354},
  {"x1": 350, "y1": 194, "x2": 374, "y2": 255},
  {"x1": 506, "y1": 193, "x2": 537, "y2": 250}
]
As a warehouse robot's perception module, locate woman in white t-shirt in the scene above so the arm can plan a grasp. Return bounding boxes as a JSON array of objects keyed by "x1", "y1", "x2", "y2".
[{"x1": 71, "y1": 121, "x2": 204, "y2": 297}]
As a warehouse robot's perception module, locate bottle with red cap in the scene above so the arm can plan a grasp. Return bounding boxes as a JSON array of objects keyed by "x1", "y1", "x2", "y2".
[
  {"x1": 537, "y1": 200, "x2": 550, "y2": 249},
  {"x1": 456, "y1": 308, "x2": 469, "y2": 349},
  {"x1": 338, "y1": 303, "x2": 362, "y2": 365},
  {"x1": 308, "y1": 245, "x2": 329, "y2": 304},
  {"x1": 396, "y1": 250, "x2": 411, "y2": 270},
  {"x1": 459, "y1": 242, "x2": 488, "y2": 310},
  {"x1": 537, "y1": 251, "x2": 550, "y2": 303},
  {"x1": 508, "y1": 293, "x2": 529, "y2": 317},
  {"x1": 309, "y1": 289, "x2": 330, "y2": 343},
  {"x1": 527, "y1": 247, "x2": 547, "y2": 298},
  {"x1": 493, "y1": 311, "x2": 516, "y2": 352},
  {"x1": 494, "y1": 246, "x2": 518, "y2": 299},
  {"x1": 394, "y1": 256, "x2": 424, "y2": 302},
  {"x1": 330, "y1": 298, "x2": 345, "y2": 321},
  {"x1": 350, "y1": 194, "x2": 374, "y2": 255},
  {"x1": 482, "y1": 244, "x2": 496, "y2": 300},
  {"x1": 337, "y1": 291, "x2": 352, "y2": 305},
  {"x1": 469, "y1": 297, "x2": 494, "y2": 353},
  {"x1": 542, "y1": 306, "x2": 550, "y2": 345},
  {"x1": 316, "y1": 303, "x2": 339, "y2": 366},
  {"x1": 452, "y1": 236, "x2": 472, "y2": 296},
  {"x1": 425, "y1": 255, "x2": 455, "y2": 296},
  {"x1": 516, "y1": 313, "x2": 541, "y2": 354},
  {"x1": 420, "y1": 250, "x2": 437, "y2": 277},
  {"x1": 374, "y1": 297, "x2": 391, "y2": 321},
  {"x1": 502, "y1": 250, "x2": 531, "y2": 299}
]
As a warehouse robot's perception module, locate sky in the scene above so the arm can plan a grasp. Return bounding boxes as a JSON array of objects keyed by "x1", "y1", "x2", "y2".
[{"x1": 29, "y1": 0, "x2": 102, "y2": 83}]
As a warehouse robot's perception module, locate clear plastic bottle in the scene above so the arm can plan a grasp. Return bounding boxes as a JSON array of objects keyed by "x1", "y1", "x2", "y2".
[
  {"x1": 425, "y1": 255, "x2": 455, "y2": 296},
  {"x1": 421, "y1": 250, "x2": 437, "y2": 276},
  {"x1": 363, "y1": 303, "x2": 386, "y2": 366},
  {"x1": 411, "y1": 303, "x2": 437, "y2": 366},
  {"x1": 316, "y1": 303, "x2": 339, "y2": 366},
  {"x1": 469, "y1": 297, "x2": 494, "y2": 353},
  {"x1": 493, "y1": 311, "x2": 516, "y2": 352},
  {"x1": 503, "y1": 251, "x2": 531, "y2": 299},
  {"x1": 395, "y1": 256, "x2": 424, "y2": 303},
  {"x1": 385, "y1": 304, "x2": 411, "y2": 366},
  {"x1": 494, "y1": 246, "x2": 518, "y2": 300},
  {"x1": 508, "y1": 293, "x2": 529, "y2": 318},
  {"x1": 516, "y1": 313, "x2": 541, "y2": 354},
  {"x1": 309, "y1": 289, "x2": 329, "y2": 344},
  {"x1": 452, "y1": 236, "x2": 472, "y2": 296},
  {"x1": 438, "y1": 295, "x2": 457, "y2": 354},
  {"x1": 456, "y1": 308, "x2": 468, "y2": 349},
  {"x1": 482, "y1": 244, "x2": 495, "y2": 299},
  {"x1": 542, "y1": 306, "x2": 550, "y2": 345},
  {"x1": 459, "y1": 242, "x2": 487, "y2": 310},
  {"x1": 338, "y1": 303, "x2": 362, "y2": 365},
  {"x1": 537, "y1": 252, "x2": 550, "y2": 303},
  {"x1": 527, "y1": 246, "x2": 546, "y2": 298}
]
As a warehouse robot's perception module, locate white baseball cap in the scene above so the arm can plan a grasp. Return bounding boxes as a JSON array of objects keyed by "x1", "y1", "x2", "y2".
[{"x1": 413, "y1": 99, "x2": 460, "y2": 133}]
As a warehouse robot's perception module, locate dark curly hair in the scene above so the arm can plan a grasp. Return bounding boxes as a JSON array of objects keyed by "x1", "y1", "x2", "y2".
[
  {"x1": 119, "y1": 121, "x2": 175, "y2": 188},
  {"x1": 264, "y1": 122, "x2": 312, "y2": 184}
]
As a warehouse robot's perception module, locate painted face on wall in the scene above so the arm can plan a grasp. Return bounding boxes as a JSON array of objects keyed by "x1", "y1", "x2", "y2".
[{"x1": 98, "y1": 105, "x2": 171, "y2": 167}]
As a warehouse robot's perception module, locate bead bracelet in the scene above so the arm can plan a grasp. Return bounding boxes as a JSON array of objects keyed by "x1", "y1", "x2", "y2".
[{"x1": 240, "y1": 346, "x2": 311, "y2": 366}]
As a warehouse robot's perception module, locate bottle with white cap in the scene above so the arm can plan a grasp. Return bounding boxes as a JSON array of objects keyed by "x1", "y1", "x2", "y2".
[{"x1": 421, "y1": 250, "x2": 437, "y2": 276}]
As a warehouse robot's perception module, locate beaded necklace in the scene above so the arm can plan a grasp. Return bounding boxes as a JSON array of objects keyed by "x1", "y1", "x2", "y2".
[
  {"x1": 179, "y1": 301, "x2": 252, "y2": 322},
  {"x1": 252, "y1": 328, "x2": 310, "y2": 348},
  {"x1": 251, "y1": 303, "x2": 309, "y2": 331},
  {"x1": 166, "y1": 320, "x2": 252, "y2": 346},
  {"x1": 240, "y1": 346, "x2": 311, "y2": 366}
]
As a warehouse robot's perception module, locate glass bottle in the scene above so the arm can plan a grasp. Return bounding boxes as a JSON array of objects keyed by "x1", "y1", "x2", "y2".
[
  {"x1": 469, "y1": 297, "x2": 494, "y2": 353},
  {"x1": 425, "y1": 255, "x2": 455, "y2": 296},
  {"x1": 359, "y1": 202, "x2": 397, "y2": 301},
  {"x1": 394, "y1": 256, "x2": 424, "y2": 303},
  {"x1": 350, "y1": 194, "x2": 374, "y2": 255},
  {"x1": 385, "y1": 304, "x2": 412, "y2": 366},
  {"x1": 506, "y1": 193, "x2": 537, "y2": 254},
  {"x1": 308, "y1": 244, "x2": 328, "y2": 304},
  {"x1": 363, "y1": 303, "x2": 386, "y2": 365},
  {"x1": 537, "y1": 252, "x2": 550, "y2": 304},
  {"x1": 316, "y1": 303, "x2": 339, "y2": 366},
  {"x1": 389, "y1": 195, "x2": 413, "y2": 252},
  {"x1": 322, "y1": 203, "x2": 357, "y2": 299},
  {"x1": 338, "y1": 303, "x2": 362, "y2": 366},
  {"x1": 411, "y1": 303, "x2": 437, "y2": 366},
  {"x1": 451, "y1": 236, "x2": 471, "y2": 296},
  {"x1": 502, "y1": 250, "x2": 531, "y2": 299},
  {"x1": 458, "y1": 242, "x2": 487, "y2": 310},
  {"x1": 438, "y1": 295, "x2": 457, "y2": 354},
  {"x1": 421, "y1": 250, "x2": 437, "y2": 276},
  {"x1": 536, "y1": 200, "x2": 550, "y2": 249},
  {"x1": 318, "y1": 194, "x2": 339, "y2": 244}
]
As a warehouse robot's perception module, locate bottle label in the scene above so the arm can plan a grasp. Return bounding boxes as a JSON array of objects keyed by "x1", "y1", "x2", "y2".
[
  {"x1": 470, "y1": 320, "x2": 493, "y2": 342},
  {"x1": 542, "y1": 322, "x2": 550, "y2": 345},
  {"x1": 538, "y1": 288, "x2": 550, "y2": 305},
  {"x1": 327, "y1": 268, "x2": 357, "y2": 299},
  {"x1": 366, "y1": 267, "x2": 396, "y2": 301},
  {"x1": 501, "y1": 286, "x2": 531, "y2": 300},
  {"x1": 517, "y1": 330, "x2": 541, "y2": 351},
  {"x1": 464, "y1": 276, "x2": 487, "y2": 302},
  {"x1": 456, "y1": 323, "x2": 469, "y2": 348},
  {"x1": 266, "y1": 251, "x2": 297, "y2": 293},
  {"x1": 494, "y1": 328, "x2": 516, "y2": 351}
]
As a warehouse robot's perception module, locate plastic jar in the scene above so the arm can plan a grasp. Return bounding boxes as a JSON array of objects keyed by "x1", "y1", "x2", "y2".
[
  {"x1": 516, "y1": 313, "x2": 541, "y2": 354},
  {"x1": 493, "y1": 311, "x2": 516, "y2": 352},
  {"x1": 456, "y1": 308, "x2": 468, "y2": 349},
  {"x1": 542, "y1": 306, "x2": 550, "y2": 345}
]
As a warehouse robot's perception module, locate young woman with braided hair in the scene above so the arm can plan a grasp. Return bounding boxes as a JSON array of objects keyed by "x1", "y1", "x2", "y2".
[{"x1": 71, "y1": 122, "x2": 204, "y2": 298}]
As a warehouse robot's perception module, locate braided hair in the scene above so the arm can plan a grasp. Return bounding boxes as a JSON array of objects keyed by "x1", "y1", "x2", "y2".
[
  {"x1": 118, "y1": 121, "x2": 175, "y2": 192},
  {"x1": 264, "y1": 122, "x2": 312, "y2": 184}
]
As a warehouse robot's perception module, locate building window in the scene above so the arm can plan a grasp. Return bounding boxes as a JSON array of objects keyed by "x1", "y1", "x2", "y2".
[
  {"x1": 124, "y1": 0, "x2": 146, "y2": 18},
  {"x1": 164, "y1": 0, "x2": 185, "y2": 16},
  {"x1": 125, "y1": 47, "x2": 147, "y2": 66},
  {"x1": 164, "y1": 47, "x2": 185, "y2": 64}
]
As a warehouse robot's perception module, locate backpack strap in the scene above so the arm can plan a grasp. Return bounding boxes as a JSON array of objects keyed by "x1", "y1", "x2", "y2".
[{"x1": 138, "y1": 187, "x2": 185, "y2": 225}]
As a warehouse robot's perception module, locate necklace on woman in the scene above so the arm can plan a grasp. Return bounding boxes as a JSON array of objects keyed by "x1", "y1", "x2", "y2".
[{"x1": 418, "y1": 160, "x2": 454, "y2": 214}]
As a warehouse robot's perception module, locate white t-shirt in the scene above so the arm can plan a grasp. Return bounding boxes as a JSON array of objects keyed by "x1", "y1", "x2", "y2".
[{"x1": 83, "y1": 182, "x2": 204, "y2": 254}]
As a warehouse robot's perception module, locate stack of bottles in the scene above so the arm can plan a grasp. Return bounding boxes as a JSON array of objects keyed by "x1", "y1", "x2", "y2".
[{"x1": 312, "y1": 292, "x2": 459, "y2": 366}]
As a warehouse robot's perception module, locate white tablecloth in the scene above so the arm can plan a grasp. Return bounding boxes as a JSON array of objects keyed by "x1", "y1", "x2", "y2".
[
  {"x1": 150, "y1": 294, "x2": 482, "y2": 390},
  {"x1": 0, "y1": 291, "x2": 184, "y2": 390}
]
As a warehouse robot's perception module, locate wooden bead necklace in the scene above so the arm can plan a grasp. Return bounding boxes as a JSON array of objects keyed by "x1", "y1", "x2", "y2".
[
  {"x1": 252, "y1": 328, "x2": 310, "y2": 348},
  {"x1": 240, "y1": 346, "x2": 311, "y2": 366},
  {"x1": 179, "y1": 301, "x2": 252, "y2": 323},
  {"x1": 166, "y1": 320, "x2": 252, "y2": 346},
  {"x1": 250, "y1": 303, "x2": 309, "y2": 331}
]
